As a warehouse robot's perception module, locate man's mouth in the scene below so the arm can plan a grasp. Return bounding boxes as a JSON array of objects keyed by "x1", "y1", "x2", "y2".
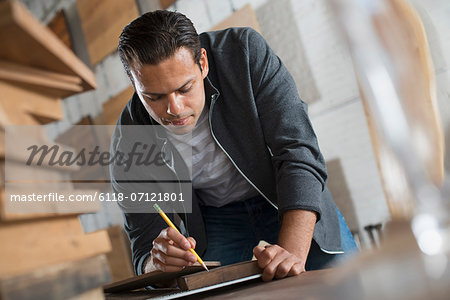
[{"x1": 167, "y1": 116, "x2": 191, "y2": 126}]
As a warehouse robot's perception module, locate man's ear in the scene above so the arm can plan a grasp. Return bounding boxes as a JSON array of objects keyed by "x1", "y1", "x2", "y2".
[{"x1": 200, "y1": 48, "x2": 209, "y2": 79}]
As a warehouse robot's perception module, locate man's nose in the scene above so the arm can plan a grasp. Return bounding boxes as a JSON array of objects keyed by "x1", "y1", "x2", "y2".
[{"x1": 166, "y1": 93, "x2": 184, "y2": 116}]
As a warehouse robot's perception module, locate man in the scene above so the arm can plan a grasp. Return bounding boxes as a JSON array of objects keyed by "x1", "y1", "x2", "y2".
[{"x1": 111, "y1": 10, "x2": 356, "y2": 282}]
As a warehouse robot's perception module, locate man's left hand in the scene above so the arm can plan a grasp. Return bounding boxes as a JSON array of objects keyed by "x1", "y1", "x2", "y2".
[{"x1": 253, "y1": 244, "x2": 305, "y2": 281}]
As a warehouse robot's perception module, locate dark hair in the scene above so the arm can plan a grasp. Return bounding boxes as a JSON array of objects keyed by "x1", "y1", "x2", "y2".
[{"x1": 118, "y1": 10, "x2": 201, "y2": 78}]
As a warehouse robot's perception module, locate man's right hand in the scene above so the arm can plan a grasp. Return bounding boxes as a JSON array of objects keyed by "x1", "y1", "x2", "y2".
[{"x1": 143, "y1": 227, "x2": 198, "y2": 274}]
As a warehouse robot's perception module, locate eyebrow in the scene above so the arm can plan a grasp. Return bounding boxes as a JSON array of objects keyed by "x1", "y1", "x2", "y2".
[{"x1": 141, "y1": 78, "x2": 195, "y2": 97}]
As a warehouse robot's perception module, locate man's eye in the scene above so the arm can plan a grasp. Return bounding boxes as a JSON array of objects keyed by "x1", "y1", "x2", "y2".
[
  {"x1": 179, "y1": 87, "x2": 192, "y2": 94},
  {"x1": 146, "y1": 95, "x2": 161, "y2": 101}
]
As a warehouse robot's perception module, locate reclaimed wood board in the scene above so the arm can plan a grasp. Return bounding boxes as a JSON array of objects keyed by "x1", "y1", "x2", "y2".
[
  {"x1": 70, "y1": 287, "x2": 106, "y2": 300},
  {"x1": 210, "y1": 4, "x2": 261, "y2": 33},
  {"x1": 0, "y1": 255, "x2": 110, "y2": 300},
  {"x1": 2, "y1": 125, "x2": 79, "y2": 171},
  {"x1": 159, "y1": 0, "x2": 176, "y2": 9},
  {"x1": 0, "y1": 80, "x2": 63, "y2": 125},
  {"x1": 76, "y1": 0, "x2": 139, "y2": 65},
  {"x1": 0, "y1": 219, "x2": 111, "y2": 277},
  {"x1": 103, "y1": 269, "x2": 336, "y2": 299},
  {"x1": 105, "y1": 225, "x2": 134, "y2": 282},
  {"x1": 1, "y1": 187, "x2": 101, "y2": 221},
  {"x1": 0, "y1": 159, "x2": 4, "y2": 186},
  {"x1": 102, "y1": 85, "x2": 134, "y2": 125},
  {"x1": 46, "y1": 9, "x2": 73, "y2": 51},
  {"x1": 0, "y1": 97, "x2": 41, "y2": 126},
  {"x1": 103, "y1": 261, "x2": 221, "y2": 293},
  {"x1": 0, "y1": 1, "x2": 96, "y2": 91},
  {"x1": 0, "y1": 129, "x2": 4, "y2": 158},
  {"x1": 0, "y1": 60, "x2": 82, "y2": 93},
  {"x1": 177, "y1": 260, "x2": 262, "y2": 291},
  {"x1": 54, "y1": 116, "x2": 109, "y2": 187}
]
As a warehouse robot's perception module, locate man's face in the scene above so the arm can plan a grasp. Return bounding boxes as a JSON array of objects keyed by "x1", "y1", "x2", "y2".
[{"x1": 130, "y1": 47, "x2": 209, "y2": 135}]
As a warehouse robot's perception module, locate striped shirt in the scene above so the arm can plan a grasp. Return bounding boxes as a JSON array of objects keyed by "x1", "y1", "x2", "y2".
[{"x1": 166, "y1": 106, "x2": 258, "y2": 207}]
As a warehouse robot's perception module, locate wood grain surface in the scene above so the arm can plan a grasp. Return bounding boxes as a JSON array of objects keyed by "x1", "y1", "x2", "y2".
[
  {"x1": 0, "y1": 255, "x2": 110, "y2": 300},
  {"x1": 104, "y1": 261, "x2": 220, "y2": 293},
  {"x1": 105, "y1": 225, "x2": 134, "y2": 282},
  {"x1": 0, "y1": 219, "x2": 111, "y2": 278},
  {"x1": 0, "y1": 80, "x2": 63, "y2": 125},
  {"x1": 159, "y1": 0, "x2": 176, "y2": 9},
  {"x1": 0, "y1": 1, "x2": 96, "y2": 91},
  {"x1": 177, "y1": 260, "x2": 263, "y2": 291},
  {"x1": 76, "y1": 0, "x2": 139, "y2": 65},
  {"x1": 102, "y1": 85, "x2": 134, "y2": 125},
  {"x1": 210, "y1": 4, "x2": 261, "y2": 33},
  {"x1": 47, "y1": 10, "x2": 73, "y2": 51}
]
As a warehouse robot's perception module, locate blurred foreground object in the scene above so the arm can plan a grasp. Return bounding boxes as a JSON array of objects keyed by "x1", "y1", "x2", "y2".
[
  {"x1": 325, "y1": 0, "x2": 450, "y2": 299},
  {"x1": 340, "y1": 0, "x2": 444, "y2": 219}
]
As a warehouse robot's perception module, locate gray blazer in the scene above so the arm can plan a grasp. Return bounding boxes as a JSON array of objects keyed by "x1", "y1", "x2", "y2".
[{"x1": 111, "y1": 27, "x2": 342, "y2": 275}]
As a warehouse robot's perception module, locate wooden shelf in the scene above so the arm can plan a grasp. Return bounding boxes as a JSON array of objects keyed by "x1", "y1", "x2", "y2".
[{"x1": 0, "y1": 0, "x2": 96, "y2": 93}]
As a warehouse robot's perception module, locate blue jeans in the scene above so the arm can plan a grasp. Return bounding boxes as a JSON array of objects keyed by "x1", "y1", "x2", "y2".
[{"x1": 200, "y1": 195, "x2": 357, "y2": 270}]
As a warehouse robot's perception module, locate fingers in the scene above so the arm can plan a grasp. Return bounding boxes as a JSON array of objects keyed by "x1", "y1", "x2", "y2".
[
  {"x1": 260, "y1": 245, "x2": 290, "y2": 281},
  {"x1": 253, "y1": 246, "x2": 265, "y2": 260},
  {"x1": 151, "y1": 248, "x2": 196, "y2": 271},
  {"x1": 272, "y1": 256, "x2": 300, "y2": 279},
  {"x1": 153, "y1": 237, "x2": 194, "y2": 259},
  {"x1": 151, "y1": 227, "x2": 199, "y2": 272},
  {"x1": 186, "y1": 237, "x2": 196, "y2": 249},
  {"x1": 287, "y1": 263, "x2": 305, "y2": 276},
  {"x1": 253, "y1": 245, "x2": 277, "y2": 269},
  {"x1": 159, "y1": 227, "x2": 191, "y2": 250},
  {"x1": 253, "y1": 245, "x2": 305, "y2": 282}
]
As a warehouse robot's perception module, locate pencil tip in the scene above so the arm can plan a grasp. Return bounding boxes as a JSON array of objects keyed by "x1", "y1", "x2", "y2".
[{"x1": 202, "y1": 262, "x2": 209, "y2": 272}]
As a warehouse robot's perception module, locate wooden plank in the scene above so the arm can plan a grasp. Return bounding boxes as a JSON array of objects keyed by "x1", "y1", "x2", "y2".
[
  {"x1": 210, "y1": 4, "x2": 261, "y2": 33},
  {"x1": 0, "y1": 80, "x2": 63, "y2": 125},
  {"x1": 0, "y1": 188, "x2": 101, "y2": 221},
  {"x1": 54, "y1": 116, "x2": 111, "y2": 187},
  {"x1": 103, "y1": 270, "x2": 336, "y2": 299},
  {"x1": 76, "y1": 0, "x2": 139, "y2": 65},
  {"x1": 102, "y1": 85, "x2": 134, "y2": 125},
  {"x1": 191, "y1": 269, "x2": 335, "y2": 299},
  {"x1": 0, "y1": 255, "x2": 110, "y2": 300},
  {"x1": 0, "y1": 222, "x2": 111, "y2": 278},
  {"x1": 0, "y1": 60, "x2": 83, "y2": 97},
  {"x1": 0, "y1": 129, "x2": 4, "y2": 158},
  {"x1": 0, "y1": 98, "x2": 41, "y2": 126},
  {"x1": 47, "y1": 10, "x2": 73, "y2": 52},
  {"x1": 0, "y1": 1, "x2": 96, "y2": 91},
  {"x1": 4, "y1": 159, "x2": 73, "y2": 184},
  {"x1": 105, "y1": 225, "x2": 134, "y2": 282},
  {"x1": 159, "y1": 0, "x2": 176, "y2": 9},
  {"x1": 69, "y1": 288, "x2": 105, "y2": 300},
  {"x1": 104, "y1": 289, "x2": 179, "y2": 299},
  {"x1": 103, "y1": 261, "x2": 221, "y2": 293},
  {"x1": 177, "y1": 260, "x2": 262, "y2": 291},
  {"x1": 0, "y1": 216, "x2": 84, "y2": 245},
  {"x1": 0, "y1": 160, "x2": 3, "y2": 189},
  {"x1": 2, "y1": 125, "x2": 80, "y2": 172}
]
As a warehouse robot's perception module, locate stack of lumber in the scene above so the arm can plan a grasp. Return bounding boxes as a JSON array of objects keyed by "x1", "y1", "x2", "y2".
[
  {"x1": 0, "y1": 1, "x2": 111, "y2": 299},
  {"x1": 76, "y1": 0, "x2": 139, "y2": 66}
]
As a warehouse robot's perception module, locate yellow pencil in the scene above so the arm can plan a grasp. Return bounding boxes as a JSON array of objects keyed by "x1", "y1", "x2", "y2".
[{"x1": 153, "y1": 204, "x2": 209, "y2": 272}]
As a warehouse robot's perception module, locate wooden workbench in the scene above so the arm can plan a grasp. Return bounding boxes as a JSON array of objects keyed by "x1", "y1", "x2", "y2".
[
  {"x1": 104, "y1": 269, "x2": 336, "y2": 299},
  {"x1": 104, "y1": 221, "x2": 450, "y2": 299}
]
